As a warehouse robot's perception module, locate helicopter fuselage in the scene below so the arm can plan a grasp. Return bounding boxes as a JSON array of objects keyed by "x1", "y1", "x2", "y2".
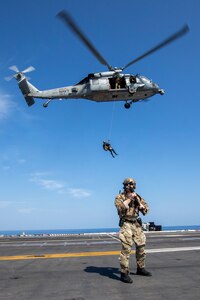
[{"x1": 23, "y1": 72, "x2": 164, "y2": 108}]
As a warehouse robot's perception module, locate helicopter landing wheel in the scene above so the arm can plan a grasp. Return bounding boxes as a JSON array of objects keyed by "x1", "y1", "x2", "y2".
[
  {"x1": 43, "y1": 99, "x2": 51, "y2": 108},
  {"x1": 124, "y1": 102, "x2": 131, "y2": 109}
]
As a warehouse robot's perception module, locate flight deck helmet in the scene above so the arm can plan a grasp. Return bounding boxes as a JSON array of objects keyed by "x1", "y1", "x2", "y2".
[{"x1": 123, "y1": 178, "x2": 136, "y2": 189}]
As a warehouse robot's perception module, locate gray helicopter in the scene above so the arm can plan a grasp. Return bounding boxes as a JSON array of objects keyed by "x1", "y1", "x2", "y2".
[{"x1": 7, "y1": 11, "x2": 189, "y2": 109}]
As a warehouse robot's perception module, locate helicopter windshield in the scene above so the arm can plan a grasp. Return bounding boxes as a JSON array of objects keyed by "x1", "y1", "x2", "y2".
[{"x1": 137, "y1": 75, "x2": 152, "y2": 84}]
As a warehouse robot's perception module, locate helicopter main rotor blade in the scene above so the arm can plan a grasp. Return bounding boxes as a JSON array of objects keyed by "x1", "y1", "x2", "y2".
[
  {"x1": 57, "y1": 10, "x2": 113, "y2": 70},
  {"x1": 122, "y1": 24, "x2": 189, "y2": 71}
]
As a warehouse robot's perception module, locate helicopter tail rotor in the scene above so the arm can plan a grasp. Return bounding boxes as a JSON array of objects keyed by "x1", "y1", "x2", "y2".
[
  {"x1": 9, "y1": 65, "x2": 20, "y2": 73},
  {"x1": 5, "y1": 65, "x2": 35, "y2": 81},
  {"x1": 5, "y1": 66, "x2": 36, "y2": 107}
]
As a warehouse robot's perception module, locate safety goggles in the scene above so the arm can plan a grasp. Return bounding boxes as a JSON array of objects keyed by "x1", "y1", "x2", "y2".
[{"x1": 125, "y1": 182, "x2": 135, "y2": 186}]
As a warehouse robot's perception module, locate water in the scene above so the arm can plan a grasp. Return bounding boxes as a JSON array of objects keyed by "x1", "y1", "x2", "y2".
[
  {"x1": 0, "y1": 228, "x2": 118, "y2": 237},
  {"x1": 0, "y1": 225, "x2": 200, "y2": 237},
  {"x1": 162, "y1": 225, "x2": 200, "y2": 231}
]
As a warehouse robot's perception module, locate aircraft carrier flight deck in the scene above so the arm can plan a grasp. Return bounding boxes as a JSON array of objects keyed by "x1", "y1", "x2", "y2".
[{"x1": 0, "y1": 230, "x2": 200, "y2": 300}]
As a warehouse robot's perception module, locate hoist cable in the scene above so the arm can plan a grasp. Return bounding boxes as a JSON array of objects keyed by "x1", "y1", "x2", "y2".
[{"x1": 108, "y1": 102, "x2": 116, "y2": 141}]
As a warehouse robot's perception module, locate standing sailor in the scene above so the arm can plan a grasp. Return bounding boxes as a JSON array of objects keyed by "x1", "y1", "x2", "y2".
[{"x1": 115, "y1": 177, "x2": 152, "y2": 283}]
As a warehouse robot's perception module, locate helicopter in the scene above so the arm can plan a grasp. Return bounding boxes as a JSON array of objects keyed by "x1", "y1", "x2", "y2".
[{"x1": 7, "y1": 10, "x2": 189, "y2": 109}]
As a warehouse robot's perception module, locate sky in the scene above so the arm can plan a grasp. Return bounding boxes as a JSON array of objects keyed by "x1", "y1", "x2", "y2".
[{"x1": 0, "y1": 0, "x2": 199, "y2": 231}]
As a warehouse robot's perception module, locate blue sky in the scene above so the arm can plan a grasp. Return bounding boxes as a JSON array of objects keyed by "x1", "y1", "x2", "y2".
[{"x1": 0, "y1": 0, "x2": 199, "y2": 230}]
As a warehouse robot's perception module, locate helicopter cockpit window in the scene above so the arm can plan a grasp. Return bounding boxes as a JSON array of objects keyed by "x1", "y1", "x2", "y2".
[
  {"x1": 138, "y1": 75, "x2": 151, "y2": 84},
  {"x1": 130, "y1": 75, "x2": 136, "y2": 83}
]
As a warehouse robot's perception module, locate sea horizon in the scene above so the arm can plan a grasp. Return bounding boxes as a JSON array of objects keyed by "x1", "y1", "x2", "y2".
[{"x1": 0, "y1": 224, "x2": 200, "y2": 236}]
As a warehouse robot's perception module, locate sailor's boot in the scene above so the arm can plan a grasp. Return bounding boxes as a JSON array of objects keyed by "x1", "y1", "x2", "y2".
[
  {"x1": 120, "y1": 272, "x2": 133, "y2": 283},
  {"x1": 136, "y1": 267, "x2": 152, "y2": 276}
]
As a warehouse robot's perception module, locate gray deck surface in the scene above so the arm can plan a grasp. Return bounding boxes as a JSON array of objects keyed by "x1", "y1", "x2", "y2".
[{"x1": 0, "y1": 230, "x2": 200, "y2": 300}]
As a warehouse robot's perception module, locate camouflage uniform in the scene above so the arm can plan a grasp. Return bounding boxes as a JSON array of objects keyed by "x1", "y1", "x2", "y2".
[
  {"x1": 103, "y1": 141, "x2": 118, "y2": 158},
  {"x1": 115, "y1": 191, "x2": 149, "y2": 274}
]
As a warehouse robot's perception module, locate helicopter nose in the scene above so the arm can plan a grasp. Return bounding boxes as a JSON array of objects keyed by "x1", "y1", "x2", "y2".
[
  {"x1": 158, "y1": 89, "x2": 165, "y2": 95},
  {"x1": 152, "y1": 82, "x2": 164, "y2": 95},
  {"x1": 152, "y1": 82, "x2": 159, "y2": 89}
]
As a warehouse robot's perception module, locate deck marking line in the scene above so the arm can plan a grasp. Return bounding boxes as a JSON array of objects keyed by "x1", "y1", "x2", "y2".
[
  {"x1": 0, "y1": 246, "x2": 200, "y2": 261},
  {"x1": 0, "y1": 251, "x2": 123, "y2": 261},
  {"x1": 107, "y1": 234, "x2": 121, "y2": 242}
]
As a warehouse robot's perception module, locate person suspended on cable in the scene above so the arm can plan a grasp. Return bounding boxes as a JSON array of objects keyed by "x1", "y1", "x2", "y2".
[{"x1": 103, "y1": 140, "x2": 118, "y2": 158}]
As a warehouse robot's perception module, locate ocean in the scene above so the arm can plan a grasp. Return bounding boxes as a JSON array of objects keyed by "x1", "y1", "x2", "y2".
[{"x1": 0, "y1": 225, "x2": 200, "y2": 237}]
